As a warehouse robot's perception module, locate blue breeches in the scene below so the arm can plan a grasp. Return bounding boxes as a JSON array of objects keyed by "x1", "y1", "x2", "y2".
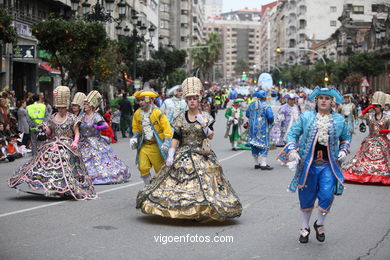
[
  {"x1": 298, "y1": 163, "x2": 337, "y2": 213},
  {"x1": 251, "y1": 146, "x2": 268, "y2": 157}
]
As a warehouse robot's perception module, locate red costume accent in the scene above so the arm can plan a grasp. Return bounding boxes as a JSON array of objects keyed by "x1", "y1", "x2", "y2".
[
  {"x1": 101, "y1": 112, "x2": 117, "y2": 143},
  {"x1": 343, "y1": 113, "x2": 390, "y2": 185}
]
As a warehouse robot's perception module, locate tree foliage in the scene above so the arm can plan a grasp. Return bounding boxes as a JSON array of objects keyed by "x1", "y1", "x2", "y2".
[
  {"x1": 166, "y1": 69, "x2": 187, "y2": 89},
  {"x1": 234, "y1": 59, "x2": 249, "y2": 76},
  {"x1": 152, "y1": 47, "x2": 187, "y2": 76},
  {"x1": 191, "y1": 32, "x2": 222, "y2": 82},
  {"x1": 32, "y1": 18, "x2": 108, "y2": 88},
  {"x1": 0, "y1": 8, "x2": 18, "y2": 45},
  {"x1": 277, "y1": 51, "x2": 385, "y2": 89}
]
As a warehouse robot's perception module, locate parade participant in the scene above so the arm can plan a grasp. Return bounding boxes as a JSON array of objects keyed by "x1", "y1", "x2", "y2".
[
  {"x1": 337, "y1": 94, "x2": 357, "y2": 137},
  {"x1": 343, "y1": 91, "x2": 390, "y2": 185},
  {"x1": 130, "y1": 90, "x2": 172, "y2": 185},
  {"x1": 8, "y1": 86, "x2": 96, "y2": 200},
  {"x1": 26, "y1": 94, "x2": 49, "y2": 156},
  {"x1": 160, "y1": 85, "x2": 188, "y2": 124},
  {"x1": 136, "y1": 77, "x2": 242, "y2": 220},
  {"x1": 278, "y1": 87, "x2": 351, "y2": 243},
  {"x1": 384, "y1": 94, "x2": 390, "y2": 116},
  {"x1": 225, "y1": 98, "x2": 244, "y2": 150},
  {"x1": 79, "y1": 91, "x2": 130, "y2": 185},
  {"x1": 246, "y1": 89, "x2": 274, "y2": 170},
  {"x1": 271, "y1": 94, "x2": 301, "y2": 147},
  {"x1": 101, "y1": 107, "x2": 117, "y2": 143},
  {"x1": 71, "y1": 92, "x2": 86, "y2": 117}
]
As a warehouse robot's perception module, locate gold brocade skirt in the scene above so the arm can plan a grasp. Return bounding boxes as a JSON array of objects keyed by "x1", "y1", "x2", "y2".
[{"x1": 136, "y1": 148, "x2": 242, "y2": 221}]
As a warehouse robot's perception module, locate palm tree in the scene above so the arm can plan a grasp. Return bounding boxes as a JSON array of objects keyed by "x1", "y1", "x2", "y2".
[{"x1": 190, "y1": 32, "x2": 222, "y2": 82}]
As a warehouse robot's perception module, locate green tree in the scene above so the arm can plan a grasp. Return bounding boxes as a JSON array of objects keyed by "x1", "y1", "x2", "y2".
[
  {"x1": 191, "y1": 32, "x2": 222, "y2": 82},
  {"x1": 152, "y1": 47, "x2": 187, "y2": 76},
  {"x1": 0, "y1": 8, "x2": 18, "y2": 45},
  {"x1": 349, "y1": 52, "x2": 384, "y2": 78},
  {"x1": 234, "y1": 59, "x2": 249, "y2": 76},
  {"x1": 166, "y1": 69, "x2": 187, "y2": 89},
  {"x1": 33, "y1": 18, "x2": 108, "y2": 89}
]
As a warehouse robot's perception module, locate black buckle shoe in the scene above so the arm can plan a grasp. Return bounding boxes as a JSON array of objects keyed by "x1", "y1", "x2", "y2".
[
  {"x1": 254, "y1": 164, "x2": 261, "y2": 169},
  {"x1": 299, "y1": 228, "x2": 310, "y2": 243},
  {"x1": 313, "y1": 220, "x2": 325, "y2": 242},
  {"x1": 260, "y1": 165, "x2": 273, "y2": 170}
]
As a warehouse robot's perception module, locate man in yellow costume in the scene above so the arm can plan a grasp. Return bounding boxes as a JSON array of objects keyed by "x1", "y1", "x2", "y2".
[{"x1": 130, "y1": 90, "x2": 172, "y2": 185}]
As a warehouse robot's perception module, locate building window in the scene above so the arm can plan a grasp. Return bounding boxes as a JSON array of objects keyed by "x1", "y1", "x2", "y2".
[
  {"x1": 352, "y1": 6, "x2": 364, "y2": 14},
  {"x1": 330, "y1": 20, "x2": 337, "y2": 27},
  {"x1": 181, "y1": 10, "x2": 188, "y2": 15},
  {"x1": 372, "y1": 4, "x2": 386, "y2": 13},
  {"x1": 330, "y1": 6, "x2": 336, "y2": 12}
]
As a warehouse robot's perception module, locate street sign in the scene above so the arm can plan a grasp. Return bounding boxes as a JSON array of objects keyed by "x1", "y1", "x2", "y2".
[{"x1": 360, "y1": 77, "x2": 370, "y2": 88}]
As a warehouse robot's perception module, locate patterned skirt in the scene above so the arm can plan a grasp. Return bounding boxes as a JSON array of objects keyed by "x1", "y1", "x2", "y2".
[
  {"x1": 80, "y1": 136, "x2": 131, "y2": 185},
  {"x1": 8, "y1": 137, "x2": 97, "y2": 200},
  {"x1": 343, "y1": 134, "x2": 390, "y2": 185},
  {"x1": 136, "y1": 146, "x2": 242, "y2": 221}
]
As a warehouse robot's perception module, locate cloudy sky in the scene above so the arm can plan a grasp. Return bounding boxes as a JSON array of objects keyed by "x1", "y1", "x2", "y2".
[{"x1": 222, "y1": 0, "x2": 276, "y2": 12}]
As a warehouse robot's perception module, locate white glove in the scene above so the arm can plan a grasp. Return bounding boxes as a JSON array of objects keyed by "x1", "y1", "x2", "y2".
[
  {"x1": 338, "y1": 150, "x2": 347, "y2": 162},
  {"x1": 195, "y1": 114, "x2": 206, "y2": 128},
  {"x1": 287, "y1": 160, "x2": 298, "y2": 172},
  {"x1": 228, "y1": 116, "x2": 234, "y2": 122},
  {"x1": 161, "y1": 144, "x2": 169, "y2": 151},
  {"x1": 130, "y1": 137, "x2": 137, "y2": 150},
  {"x1": 166, "y1": 148, "x2": 175, "y2": 167},
  {"x1": 289, "y1": 150, "x2": 301, "y2": 162},
  {"x1": 233, "y1": 119, "x2": 238, "y2": 125}
]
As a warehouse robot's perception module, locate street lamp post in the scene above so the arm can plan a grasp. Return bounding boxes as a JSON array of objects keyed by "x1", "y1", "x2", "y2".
[
  {"x1": 276, "y1": 47, "x2": 329, "y2": 85},
  {"x1": 71, "y1": 0, "x2": 126, "y2": 23},
  {"x1": 120, "y1": 10, "x2": 155, "y2": 80}
]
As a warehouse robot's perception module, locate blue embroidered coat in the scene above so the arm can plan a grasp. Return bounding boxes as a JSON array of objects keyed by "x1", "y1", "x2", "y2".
[
  {"x1": 278, "y1": 110, "x2": 351, "y2": 192},
  {"x1": 245, "y1": 100, "x2": 274, "y2": 149}
]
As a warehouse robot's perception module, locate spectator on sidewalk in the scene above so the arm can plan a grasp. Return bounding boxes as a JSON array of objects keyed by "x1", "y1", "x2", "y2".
[
  {"x1": 119, "y1": 92, "x2": 133, "y2": 138},
  {"x1": 17, "y1": 100, "x2": 31, "y2": 151}
]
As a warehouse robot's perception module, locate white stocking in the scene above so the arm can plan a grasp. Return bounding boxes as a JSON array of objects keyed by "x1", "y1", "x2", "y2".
[{"x1": 302, "y1": 210, "x2": 312, "y2": 229}]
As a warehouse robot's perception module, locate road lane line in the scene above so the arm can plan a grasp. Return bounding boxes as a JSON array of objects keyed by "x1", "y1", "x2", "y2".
[
  {"x1": 0, "y1": 201, "x2": 66, "y2": 218},
  {"x1": 0, "y1": 151, "x2": 248, "y2": 218}
]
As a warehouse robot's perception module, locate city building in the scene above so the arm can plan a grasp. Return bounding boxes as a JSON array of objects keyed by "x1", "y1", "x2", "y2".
[
  {"x1": 204, "y1": 0, "x2": 222, "y2": 20},
  {"x1": 203, "y1": 9, "x2": 262, "y2": 81}
]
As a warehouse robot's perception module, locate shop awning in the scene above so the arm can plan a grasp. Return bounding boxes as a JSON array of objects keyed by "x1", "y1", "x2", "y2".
[{"x1": 39, "y1": 63, "x2": 61, "y2": 76}]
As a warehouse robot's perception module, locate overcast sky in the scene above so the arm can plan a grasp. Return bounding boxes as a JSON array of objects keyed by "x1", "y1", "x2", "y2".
[{"x1": 223, "y1": 0, "x2": 276, "y2": 12}]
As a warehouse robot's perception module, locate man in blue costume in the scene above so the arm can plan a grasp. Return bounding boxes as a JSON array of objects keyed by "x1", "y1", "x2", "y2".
[
  {"x1": 246, "y1": 89, "x2": 274, "y2": 170},
  {"x1": 278, "y1": 87, "x2": 351, "y2": 243}
]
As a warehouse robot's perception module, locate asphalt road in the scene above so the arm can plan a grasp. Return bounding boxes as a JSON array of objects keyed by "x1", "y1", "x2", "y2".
[{"x1": 0, "y1": 109, "x2": 389, "y2": 260}]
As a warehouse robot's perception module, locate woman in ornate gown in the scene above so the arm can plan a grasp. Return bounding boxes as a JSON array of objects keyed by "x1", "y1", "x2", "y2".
[
  {"x1": 136, "y1": 77, "x2": 242, "y2": 221},
  {"x1": 79, "y1": 91, "x2": 131, "y2": 185},
  {"x1": 343, "y1": 91, "x2": 390, "y2": 185},
  {"x1": 8, "y1": 86, "x2": 96, "y2": 200}
]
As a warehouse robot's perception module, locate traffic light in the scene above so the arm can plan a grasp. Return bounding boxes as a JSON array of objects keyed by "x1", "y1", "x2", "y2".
[
  {"x1": 276, "y1": 47, "x2": 281, "y2": 53},
  {"x1": 278, "y1": 80, "x2": 282, "y2": 86},
  {"x1": 241, "y1": 71, "x2": 247, "y2": 80}
]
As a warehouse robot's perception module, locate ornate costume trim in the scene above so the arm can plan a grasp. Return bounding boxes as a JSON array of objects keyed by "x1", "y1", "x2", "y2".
[{"x1": 316, "y1": 113, "x2": 331, "y2": 146}]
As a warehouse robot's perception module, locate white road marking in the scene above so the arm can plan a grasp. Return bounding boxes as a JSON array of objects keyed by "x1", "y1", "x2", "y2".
[{"x1": 0, "y1": 151, "x2": 248, "y2": 218}]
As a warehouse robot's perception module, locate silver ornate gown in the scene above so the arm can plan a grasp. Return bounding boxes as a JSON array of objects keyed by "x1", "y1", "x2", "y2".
[
  {"x1": 79, "y1": 112, "x2": 131, "y2": 184},
  {"x1": 8, "y1": 113, "x2": 96, "y2": 200},
  {"x1": 136, "y1": 111, "x2": 242, "y2": 220}
]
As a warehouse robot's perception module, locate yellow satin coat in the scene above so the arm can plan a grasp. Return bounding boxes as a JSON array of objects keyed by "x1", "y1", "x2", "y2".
[{"x1": 132, "y1": 107, "x2": 172, "y2": 142}]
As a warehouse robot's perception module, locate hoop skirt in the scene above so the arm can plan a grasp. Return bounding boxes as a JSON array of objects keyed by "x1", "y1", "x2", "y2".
[
  {"x1": 343, "y1": 113, "x2": 390, "y2": 185},
  {"x1": 136, "y1": 111, "x2": 242, "y2": 220},
  {"x1": 8, "y1": 113, "x2": 97, "y2": 200},
  {"x1": 79, "y1": 112, "x2": 130, "y2": 185}
]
